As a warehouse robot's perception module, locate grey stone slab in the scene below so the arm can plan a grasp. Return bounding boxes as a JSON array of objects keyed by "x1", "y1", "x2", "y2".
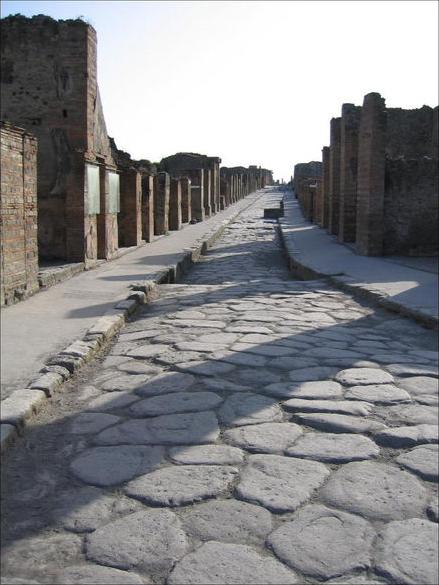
[
  {"x1": 69, "y1": 412, "x2": 121, "y2": 434},
  {"x1": 235, "y1": 368, "x2": 282, "y2": 385},
  {"x1": 283, "y1": 399, "x2": 373, "y2": 416},
  {"x1": 129, "y1": 391, "x2": 222, "y2": 417},
  {"x1": 55, "y1": 565, "x2": 146, "y2": 584},
  {"x1": 396, "y1": 444, "x2": 438, "y2": 481},
  {"x1": 288, "y1": 366, "x2": 339, "y2": 382},
  {"x1": 224, "y1": 422, "x2": 303, "y2": 454},
  {"x1": 197, "y1": 332, "x2": 239, "y2": 344},
  {"x1": 125, "y1": 344, "x2": 173, "y2": 359},
  {"x1": 168, "y1": 445, "x2": 245, "y2": 465},
  {"x1": 157, "y1": 351, "x2": 206, "y2": 364},
  {"x1": 125, "y1": 465, "x2": 238, "y2": 506},
  {"x1": 213, "y1": 350, "x2": 268, "y2": 367},
  {"x1": 86, "y1": 510, "x2": 189, "y2": 572},
  {"x1": 320, "y1": 461, "x2": 428, "y2": 521},
  {"x1": 218, "y1": 392, "x2": 283, "y2": 427},
  {"x1": 264, "y1": 380, "x2": 344, "y2": 399},
  {"x1": 231, "y1": 343, "x2": 297, "y2": 358},
  {"x1": 374, "y1": 424, "x2": 438, "y2": 447},
  {"x1": 269, "y1": 357, "x2": 319, "y2": 370},
  {"x1": 345, "y1": 384, "x2": 411, "y2": 404},
  {"x1": 179, "y1": 499, "x2": 272, "y2": 544},
  {"x1": 1, "y1": 578, "x2": 41, "y2": 585},
  {"x1": 176, "y1": 360, "x2": 236, "y2": 376},
  {"x1": 101, "y1": 374, "x2": 152, "y2": 392},
  {"x1": 70, "y1": 445, "x2": 164, "y2": 486},
  {"x1": 95, "y1": 411, "x2": 220, "y2": 445},
  {"x1": 167, "y1": 319, "x2": 226, "y2": 328},
  {"x1": 397, "y1": 376, "x2": 438, "y2": 395},
  {"x1": 375, "y1": 518, "x2": 438, "y2": 585},
  {"x1": 236, "y1": 454, "x2": 329, "y2": 512},
  {"x1": 416, "y1": 394, "x2": 439, "y2": 405},
  {"x1": 303, "y1": 348, "x2": 366, "y2": 359},
  {"x1": 135, "y1": 372, "x2": 196, "y2": 397},
  {"x1": 285, "y1": 432, "x2": 379, "y2": 463},
  {"x1": 293, "y1": 413, "x2": 386, "y2": 434},
  {"x1": 171, "y1": 310, "x2": 206, "y2": 320},
  {"x1": 119, "y1": 330, "x2": 162, "y2": 342},
  {"x1": 117, "y1": 361, "x2": 162, "y2": 375},
  {"x1": 176, "y1": 341, "x2": 224, "y2": 352},
  {"x1": 0, "y1": 389, "x2": 47, "y2": 427},
  {"x1": 324, "y1": 575, "x2": 388, "y2": 584},
  {"x1": 85, "y1": 391, "x2": 139, "y2": 412},
  {"x1": 226, "y1": 325, "x2": 273, "y2": 334},
  {"x1": 1, "y1": 423, "x2": 17, "y2": 452},
  {"x1": 386, "y1": 363, "x2": 439, "y2": 377},
  {"x1": 428, "y1": 496, "x2": 438, "y2": 522},
  {"x1": 268, "y1": 504, "x2": 375, "y2": 579},
  {"x1": 167, "y1": 541, "x2": 298, "y2": 585},
  {"x1": 383, "y1": 404, "x2": 438, "y2": 425},
  {"x1": 335, "y1": 368, "x2": 394, "y2": 386}
]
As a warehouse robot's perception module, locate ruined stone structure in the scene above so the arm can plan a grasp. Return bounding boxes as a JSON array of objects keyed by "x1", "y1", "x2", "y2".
[
  {"x1": 0, "y1": 122, "x2": 39, "y2": 305},
  {"x1": 294, "y1": 92, "x2": 438, "y2": 256},
  {"x1": 292, "y1": 161, "x2": 322, "y2": 222},
  {"x1": 220, "y1": 166, "x2": 273, "y2": 207}
]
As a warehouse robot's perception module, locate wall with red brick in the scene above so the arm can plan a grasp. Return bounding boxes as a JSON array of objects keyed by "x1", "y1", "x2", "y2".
[{"x1": 339, "y1": 104, "x2": 361, "y2": 243}]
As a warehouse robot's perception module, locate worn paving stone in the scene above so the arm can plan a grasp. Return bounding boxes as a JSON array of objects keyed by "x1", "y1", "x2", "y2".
[
  {"x1": 264, "y1": 380, "x2": 344, "y2": 399},
  {"x1": 397, "y1": 375, "x2": 438, "y2": 395},
  {"x1": 117, "y1": 361, "x2": 162, "y2": 375},
  {"x1": 95, "y1": 411, "x2": 220, "y2": 445},
  {"x1": 416, "y1": 394, "x2": 439, "y2": 405},
  {"x1": 382, "y1": 404, "x2": 438, "y2": 425},
  {"x1": 375, "y1": 518, "x2": 438, "y2": 585},
  {"x1": 386, "y1": 363, "x2": 439, "y2": 377},
  {"x1": 396, "y1": 444, "x2": 439, "y2": 481},
  {"x1": 85, "y1": 391, "x2": 139, "y2": 412},
  {"x1": 324, "y1": 575, "x2": 389, "y2": 584},
  {"x1": 70, "y1": 445, "x2": 164, "y2": 486},
  {"x1": 335, "y1": 368, "x2": 394, "y2": 386},
  {"x1": 179, "y1": 499, "x2": 272, "y2": 544},
  {"x1": 135, "y1": 372, "x2": 196, "y2": 397},
  {"x1": 54, "y1": 565, "x2": 147, "y2": 584},
  {"x1": 130, "y1": 391, "x2": 223, "y2": 417},
  {"x1": 236, "y1": 454, "x2": 329, "y2": 512},
  {"x1": 320, "y1": 461, "x2": 428, "y2": 521},
  {"x1": 167, "y1": 541, "x2": 298, "y2": 585},
  {"x1": 268, "y1": 504, "x2": 375, "y2": 579},
  {"x1": 269, "y1": 357, "x2": 319, "y2": 370},
  {"x1": 213, "y1": 350, "x2": 268, "y2": 367},
  {"x1": 218, "y1": 392, "x2": 283, "y2": 427},
  {"x1": 235, "y1": 368, "x2": 282, "y2": 385},
  {"x1": 288, "y1": 366, "x2": 339, "y2": 382},
  {"x1": 125, "y1": 465, "x2": 238, "y2": 506},
  {"x1": 168, "y1": 445, "x2": 245, "y2": 465},
  {"x1": 125, "y1": 344, "x2": 171, "y2": 359},
  {"x1": 283, "y1": 398, "x2": 373, "y2": 416},
  {"x1": 374, "y1": 423, "x2": 439, "y2": 447},
  {"x1": 428, "y1": 496, "x2": 439, "y2": 522},
  {"x1": 293, "y1": 412, "x2": 386, "y2": 434},
  {"x1": 69, "y1": 412, "x2": 121, "y2": 434},
  {"x1": 86, "y1": 510, "x2": 189, "y2": 572},
  {"x1": 224, "y1": 422, "x2": 303, "y2": 454},
  {"x1": 285, "y1": 432, "x2": 379, "y2": 463},
  {"x1": 345, "y1": 383, "x2": 411, "y2": 404},
  {"x1": 176, "y1": 360, "x2": 236, "y2": 376},
  {"x1": 231, "y1": 343, "x2": 297, "y2": 358},
  {"x1": 101, "y1": 374, "x2": 152, "y2": 392},
  {"x1": 156, "y1": 350, "x2": 205, "y2": 365}
]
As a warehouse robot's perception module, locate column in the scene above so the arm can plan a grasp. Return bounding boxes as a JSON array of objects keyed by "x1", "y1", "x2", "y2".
[
  {"x1": 169, "y1": 177, "x2": 182, "y2": 231},
  {"x1": 154, "y1": 171, "x2": 170, "y2": 235},
  {"x1": 141, "y1": 174, "x2": 154, "y2": 243},
  {"x1": 180, "y1": 176, "x2": 192, "y2": 223},
  {"x1": 339, "y1": 103, "x2": 361, "y2": 242},
  {"x1": 328, "y1": 117, "x2": 341, "y2": 235}
]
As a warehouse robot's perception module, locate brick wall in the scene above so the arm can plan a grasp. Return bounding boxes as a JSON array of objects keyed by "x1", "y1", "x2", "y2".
[
  {"x1": 339, "y1": 104, "x2": 361, "y2": 243},
  {"x1": 321, "y1": 147, "x2": 330, "y2": 228},
  {"x1": 328, "y1": 117, "x2": 341, "y2": 235},
  {"x1": 1, "y1": 123, "x2": 39, "y2": 305}
]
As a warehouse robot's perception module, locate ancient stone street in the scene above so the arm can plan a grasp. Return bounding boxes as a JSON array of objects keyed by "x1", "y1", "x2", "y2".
[{"x1": 1, "y1": 189, "x2": 438, "y2": 585}]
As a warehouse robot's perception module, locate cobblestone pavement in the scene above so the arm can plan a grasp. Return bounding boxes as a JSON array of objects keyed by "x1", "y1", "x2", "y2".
[{"x1": 2, "y1": 190, "x2": 438, "y2": 585}]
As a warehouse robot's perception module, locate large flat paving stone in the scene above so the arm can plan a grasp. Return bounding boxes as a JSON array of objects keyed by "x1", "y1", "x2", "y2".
[
  {"x1": 396, "y1": 444, "x2": 439, "y2": 481},
  {"x1": 168, "y1": 445, "x2": 245, "y2": 465},
  {"x1": 69, "y1": 445, "x2": 164, "y2": 486},
  {"x1": 397, "y1": 376, "x2": 438, "y2": 396},
  {"x1": 179, "y1": 499, "x2": 272, "y2": 544},
  {"x1": 124, "y1": 465, "x2": 238, "y2": 506},
  {"x1": 386, "y1": 363, "x2": 438, "y2": 377},
  {"x1": 345, "y1": 384, "x2": 411, "y2": 404},
  {"x1": 375, "y1": 518, "x2": 438, "y2": 585},
  {"x1": 54, "y1": 565, "x2": 146, "y2": 584},
  {"x1": 101, "y1": 374, "x2": 153, "y2": 392},
  {"x1": 176, "y1": 360, "x2": 236, "y2": 376},
  {"x1": 288, "y1": 366, "x2": 339, "y2": 382},
  {"x1": 85, "y1": 391, "x2": 139, "y2": 412},
  {"x1": 125, "y1": 344, "x2": 171, "y2": 359},
  {"x1": 374, "y1": 423, "x2": 438, "y2": 447},
  {"x1": 264, "y1": 380, "x2": 344, "y2": 399},
  {"x1": 167, "y1": 541, "x2": 299, "y2": 585},
  {"x1": 335, "y1": 368, "x2": 394, "y2": 386},
  {"x1": 383, "y1": 404, "x2": 438, "y2": 425},
  {"x1": 69, "y1": 412, "x2": 121, "y2": 434},
  {"x1": 267, "y1": 504, "x2": 375, "y2": 579},
  {"x1": 94, "y1": 411, "x2": 220, "y2": 445},
  {"x1": 285, "y1": 432, "x2": 379, "y2": 463},
  {"x1": 236, "y1": 454, "x2": 329, "y2": 512},
  {"x1": 135, "y1": 372, "x2": 196, "y2": 397},
  {"x1": 223, "y1": 422, "x2": 303, "y2": 454},
  {"x1": 85, "y1": 510, "x2": 189, "y2": 573},
  {"x1": 129, "y1": 391, "x2": 222, "y2": 417},
  {"x1": 320, "y1": 461, "x2": 428, "y2": 521},
  {"x1": 293, "y1": 413, "x2": 386, "y2": 434},
  {"x1": 324, "y1": 575, "x2": 389, "y2": 584},
  {"x1": 218, "y1": 392, "x2": 283, "y2": 427},
  {"x1": 283, "y1": 399, "x2": 373, "y2": 416}
]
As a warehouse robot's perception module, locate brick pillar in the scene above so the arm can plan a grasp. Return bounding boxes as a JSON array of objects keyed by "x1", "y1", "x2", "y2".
[
  {"x1": 356, "y1": 93, "x2": 386, "y2": 255},
  {"x1": 119, "y1": 168, "x2": 142, "y2": 247},
  {"x1": 328, "y1": 117, "x2": 341, "y2": 235},
  {"x1": 66, "y1": 154, "x2": 92, "y2": 263},
  {"x1": 189, "y1": 169, "x2": 204, "y2": 222},
  {"x1": 141, "y1": 174, "x2": 154, "y2": 242},
  {"x1": 215, "y1": 162, "x2": 221, "y2": 211},
  {"x1": 321, "y1": 146, "x2": 330, "y2": 228},
  {"x1": 154, "y1": 171, "x2": 170, "y2": 235},
  {"x1": 339, "y1": 104, "x2": 361, "y2": 242},
  {"x1": 180, "y1": 177, "x2": 192, "y2": 223},
  {"x1": 209, "y1": 165, "x2": 216, "y2": 214},
  {"x1": 169, "y1": 177, "x2": 182, "y2": 231},
  {"x1": 203, "y1": 168, "x2": 212, "y2": 216},
  {"x1": 23, "y1": 132, "x2": 39, "y2": 295}
]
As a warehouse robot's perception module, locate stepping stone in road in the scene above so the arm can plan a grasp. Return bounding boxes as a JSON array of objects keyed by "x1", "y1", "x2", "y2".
[
  {"x1": 124, "y1": 465, "x2": 238, "y2": 506},
  {"x1": 395, "y1": 444, "x2": 439, "y2": 481},
  {"x1": 135, "y1": 372, "x2": 196, "y2": 397},
  {"x1": 179, "y1": 499, "x2": 272, "y2": 545},
  {"x1": 218, "y1": 392, "x2": 283, "y2": 427},
  {"x1": 167, "y1": 541, "x2": 299, "y2": 585},
  {"x1": 267, "y1": 504, "x2": 375, "y2": 580},
  {"x1": 320, "y1": 461, "x2": 428, "y2": 521},
  {"x1": 345, "y1": 384, "x2": 411, "y2": 404},
  {"x1": 236, "y1": 454, "x2": 329, "y2": 512},
  {"x1": 264, "y1": 380, "x2": 344, "y2": 399},
  {"x1": 375, "y1": 519, "x2": 438, "y2": 585},
  {"x1": 283, "y1": 399, "x2": 373, "y2": 416},
  {"x1": 335, "y1": 368, "x2": 394, "y2": 386},
  {"x1": 293, "y1": 413, "x2": 386, "y2": 434},
  {"x1": 69, "y1": 445, "x2": 164, "y2": 487},
  {"x1": 285, "y1": 432, "x2": 379, "y2": 463},
  {"x1": 224, "y1": 422, "x2": 303, "y2": 454},
  {"x1": 374, "y1": 423, "x2": 438, "y2": 448},
  {"x1": 85, "y1": 510, "x2": 189, "y2": 573},
  {"x1": 55, "y1": 565, "x2": 146, "y2": 584},
  {"x1": 129, "y1": 391, "x2": 223, "y2": 417},
  {"x1": 168, "y1": 445, "x2": 245, "y2": 465}
]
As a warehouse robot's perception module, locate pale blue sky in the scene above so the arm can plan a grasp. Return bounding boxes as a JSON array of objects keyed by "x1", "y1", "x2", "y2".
[{"x1": 2, "y1": 1, "x2": 438, "y2": 180}]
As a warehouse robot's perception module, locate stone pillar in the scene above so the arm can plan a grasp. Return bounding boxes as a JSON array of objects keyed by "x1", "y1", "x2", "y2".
[
  {"x1": 215, "y1": 162, "x2": 221, "y2": 211},
  {"x1": 141, "y1": 174, "x2": 154, "y2": 243},
  {"x1": 328, "y1": 117, "x2": 341, "y2": 235},
  {"x1": 321, "y1": 146, "x2": 330, "y2": 228},
  {"x1": 356, "y1": 93, "x2": 386, "y2": 255},
  {"x1": 154, "y1": 171, "x2": 170, "y2": 235},
  {"x1": 339, "y1": 104, "x2": 361, "y2": 243},
  {"x1": 209, "y1": 164, "x2": 216, "y2": 214},
  {"x1": 188, "y1": 169, "x2": 204, "y2": 222},
  {"x1": 169, "y1": 177, "x2": 182, "y2": 231},
  {"x1": 203, "y1": 168, "x2": 212, "y2": 216},
  {"x1": 180, "y1": 177, "x2": 192, "y2": 223},
  {"x1": 119, "y1": 168, "x2": 142, "y2": 247}
]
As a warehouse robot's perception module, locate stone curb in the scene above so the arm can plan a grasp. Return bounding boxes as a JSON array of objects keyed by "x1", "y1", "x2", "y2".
[
  {"x1": 0, "y1": 192, "x2": 264, "y2": 454},
  {"x1": 277, "y1": 218, "x2": 439, "y2": 331}
]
